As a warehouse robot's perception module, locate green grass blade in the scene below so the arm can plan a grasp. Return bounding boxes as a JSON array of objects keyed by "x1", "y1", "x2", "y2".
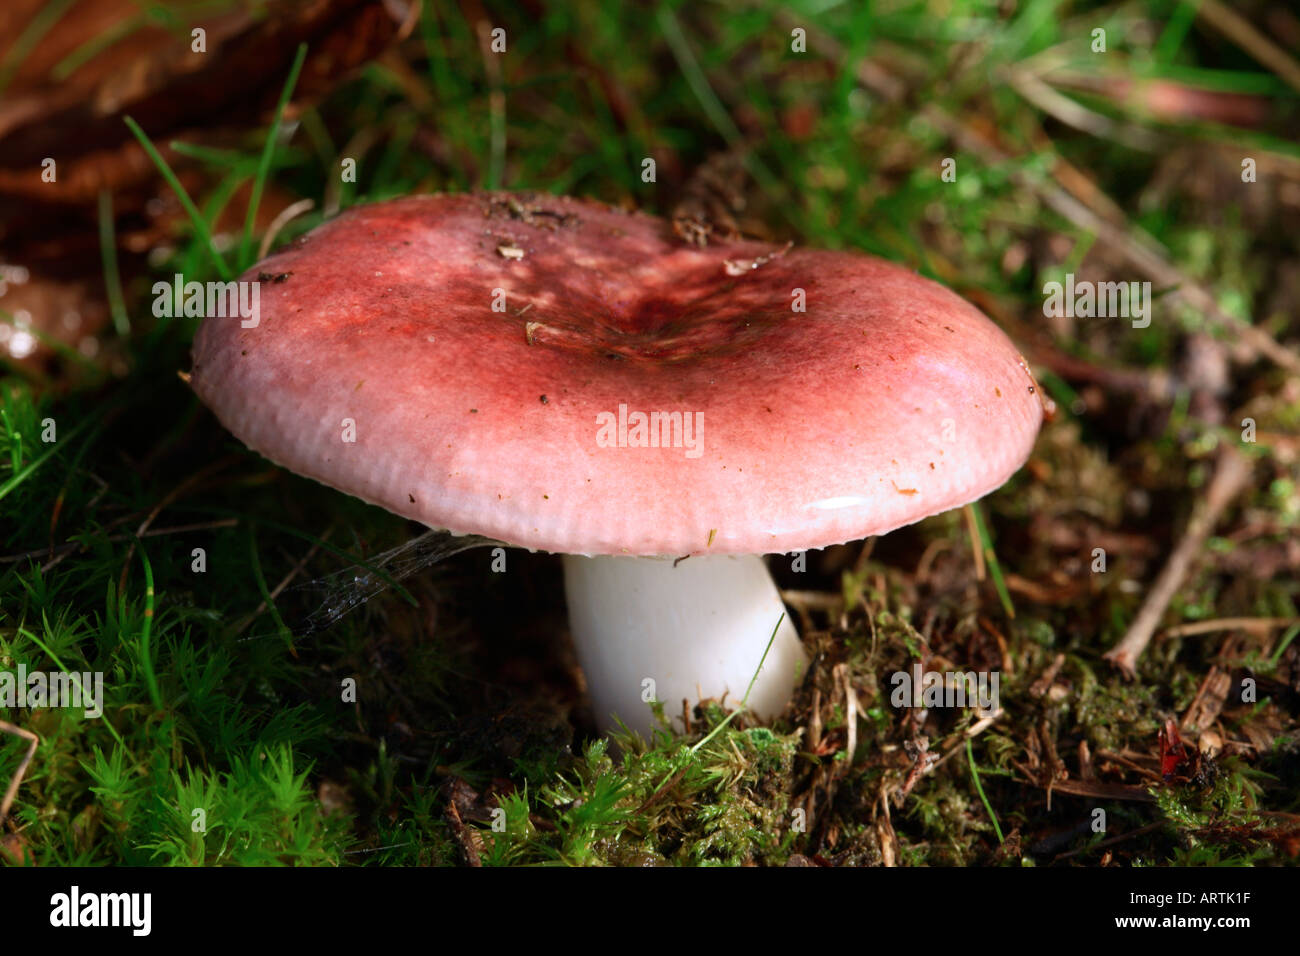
[
  {"x1": 0, "y1": 410, "x2": 102, "y2": 503},
  {"x1": 1268, "y1": 623, "x2": 1300, "y2": 670},
  {"x1": 656, "y1": 4, "x2": 742, "y2": 146},
  {"x1": 238, "y1": 43, "x2": 308, "y2": 269},
  {"x1": 967, "y1": 737, "x2": 1005, "y2": 845},
  {"x1": 0, "y1": 0, "x2": 76, "y2": 96},
  {"x1": 123, "y1": 115, "x2": 233, "y2": 280},
  {"x1": 688, "y1": 611, "x2": 784, "y2": 757},
  {"x1": 97, "y1": 190, "x2": 131, "y2": 336},
  {"x1": 247, "y1": 522, "x2": 292, "y2": 646},
  {"x1": 970, "y1": 501, "x2": 1017, "y2": 619},
  {"x1": 137, "y1": 542, "x2": 162, "y2": 711}
]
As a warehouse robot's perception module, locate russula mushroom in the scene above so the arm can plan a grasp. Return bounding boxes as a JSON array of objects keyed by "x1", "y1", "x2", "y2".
[{"x1": 190, "y1": 192, "x2": 1043, "y2": 736}]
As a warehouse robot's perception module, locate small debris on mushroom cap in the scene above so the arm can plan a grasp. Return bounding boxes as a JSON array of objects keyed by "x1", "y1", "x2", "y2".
[{"x1": 190, "y1": 192, "x2": 1043, "y2": 556}]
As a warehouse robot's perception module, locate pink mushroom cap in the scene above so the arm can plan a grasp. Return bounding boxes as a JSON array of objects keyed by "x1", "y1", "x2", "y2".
[{"x1": 191, "y1": 192, "x2": 1044, "y2": 556}]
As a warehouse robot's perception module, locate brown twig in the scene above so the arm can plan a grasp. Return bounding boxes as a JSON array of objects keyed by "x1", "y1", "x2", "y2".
[
  {"x1": 1196, "y1": 0, "x2": 1300, "y2": 94},
  {"x1": 1054, "y1": 822, "x2": 1164, "y2": 861},
  {"x1": 444, "y1": 799, "x2": 482, "y2": 867},
  {"x1": 1104, "y1": 445, "x2": 1254, "y2": 677},
  {"x1": 875, "y1": 781, "x2": 898, "y2": 867},
  {"x1": 0, "y1": 721, "x2": 39, "y2": 827},
  {"x1": 637, "y1": 769, "x2": 689, "y2": 816},
  {"x1": 257, "y1": 197, "x2": 315, "y2": 259},
  {"x1": 0, "y1": 518, "x2": 239, "y2": 564},
  {"x1": 806, "y1": 686, "x2": 822, "y2": 755},
  {"x1": 1161, "y1": 617, "x2": 1299, "y2": 639},
  {"x1": 1029, "y1": 652, "x2": 1067, "y2": 699},
  {"x1": 1094, "y1": 750, "x2": 1165, "y2": 783},
  {"x1": 1181, "y1": 664, "x2": 1232, "y2": 733},
  {"x1": 897, "y1": 736, "x2": 936, "y2": 801},
  {"x1": 1015, "y1": 763, "x2": 1157, "y2": 803},
  {"x1": 840, "y1": 664, "x2": 859, "y2": 770},
  {"x1": 118, "y1": 457, "x2": 236, "y2": 592}
]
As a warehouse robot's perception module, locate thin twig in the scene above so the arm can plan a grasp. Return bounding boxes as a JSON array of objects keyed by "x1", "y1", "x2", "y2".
[
  {"x1": 444, "y1": 800, "x2": 482, "y2": 867},
  {"x1": 1105, "y1": 446, "x2": 1254, "y2": 677},
  {"x1": 234, "y1": 526, "x2": 333, "y2": 636},
  {"x1": 1054, "y1": 822, "x2": 1164, "y2": 861},
  {"x1": 1, "y1": 519, "x2": 239, "y2": 565},
  {"x1": 117, "y1": 458, "x2": 234, "y2": 592},
  {"x1": 1196, "y1": 0, "x2": 1300, "y2": 95},
  {"x1": 257, "y1": 198, "x2": 315, "y2": 260},
  {"x1": 0, "y1": 721, "x2": 39, "y2": 826},
  {"x1": 841, "y1": 665, "x2": 859, "y2": 769},
  {"x1": 1008, "y1": 68, "x2": 1161, "y2": 151},
  {"x1": 1161, "y1": 617, "x2": 1299, "y2": 639}
]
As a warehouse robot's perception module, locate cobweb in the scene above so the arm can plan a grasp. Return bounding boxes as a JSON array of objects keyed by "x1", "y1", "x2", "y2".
[{"x1": 283, "y1": 529, "x2": 501, "y2": 636}]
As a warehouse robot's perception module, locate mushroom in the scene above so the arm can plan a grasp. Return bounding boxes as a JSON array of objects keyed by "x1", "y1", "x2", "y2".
[{"x1": 190, "y1": 192, "x2": 1043, "y2": 736}]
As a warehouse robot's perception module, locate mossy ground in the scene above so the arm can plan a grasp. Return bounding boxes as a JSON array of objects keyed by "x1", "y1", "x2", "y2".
[{"x1": 2, "y1": 0, "x2": 1299, "y2": 866}]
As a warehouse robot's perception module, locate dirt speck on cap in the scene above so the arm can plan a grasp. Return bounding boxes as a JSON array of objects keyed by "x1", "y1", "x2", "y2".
[
  {"x1": 486, "y1": 194, "x2": 580, "y2": 230},
  {"x1": 722, "y1": 240, "x2": 794, "y2": 276}
]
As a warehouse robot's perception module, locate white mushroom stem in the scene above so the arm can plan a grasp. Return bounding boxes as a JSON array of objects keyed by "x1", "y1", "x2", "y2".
[{"x1": 562, "y1": 554, "x2": 806, "y2": 736}]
